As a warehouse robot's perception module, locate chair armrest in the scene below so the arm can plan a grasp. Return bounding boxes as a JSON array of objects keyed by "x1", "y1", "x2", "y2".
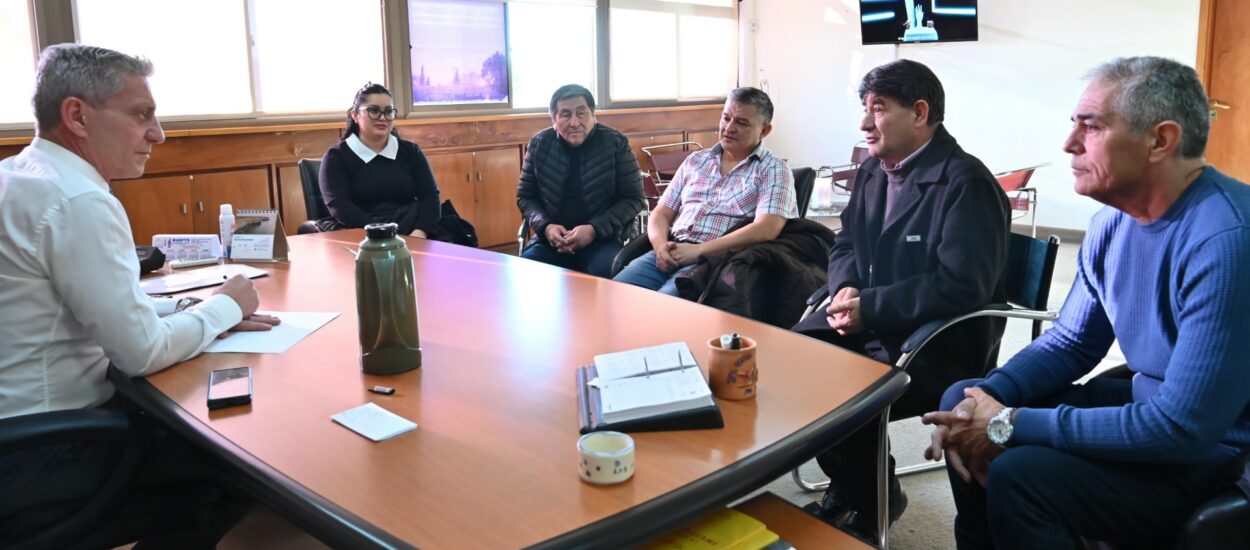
[
  {"x1": 897, "y1": 306, "x2": 1058, "y2": 370},
  {"x1": 0, "y1": 408, "x2": 131, "y2": 451},
  {"x1": 609, "y1": 235, "x2": 655, "y2": 278},
  {"x1": 806, "y1": 285, "x2": 831, "y2": 307}
]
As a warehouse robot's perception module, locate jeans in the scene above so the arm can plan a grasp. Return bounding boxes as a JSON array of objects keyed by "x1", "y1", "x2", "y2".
[
  {"x1": 611, "y1": 250, "x2": 695, "y2": 296},
  {"x1": 521, "y1": 239, "x2": 622, "y2": 278},
  {"x1": 942, "y1": 377, "x2": 1237, "y2": 550}
]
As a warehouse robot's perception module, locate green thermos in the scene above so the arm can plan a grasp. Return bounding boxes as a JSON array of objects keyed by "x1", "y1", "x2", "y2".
[{"x1": 355, "y1": 223, "x2": 422, "y2": 375}]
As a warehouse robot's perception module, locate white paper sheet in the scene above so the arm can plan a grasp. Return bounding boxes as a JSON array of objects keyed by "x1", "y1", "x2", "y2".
[
  {"x1": 204, "y1": 311, "x2": 339, "y2": 354},
  {"x1": 331, "y1": 403, "x2": 418, "y2": 441}
]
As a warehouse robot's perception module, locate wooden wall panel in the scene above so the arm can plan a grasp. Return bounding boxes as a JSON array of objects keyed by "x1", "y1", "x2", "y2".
[
  {"x1": 276, "y1": 164, "x2": 306, "y2": 236},
  {"x1": 687, "y1": 131, "x2": 719, "y2": 150}
]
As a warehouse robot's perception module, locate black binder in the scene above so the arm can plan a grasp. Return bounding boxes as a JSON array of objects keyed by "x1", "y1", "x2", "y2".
[{"x1": 575, "y1": 365, "x2": 724, "y2": 434}]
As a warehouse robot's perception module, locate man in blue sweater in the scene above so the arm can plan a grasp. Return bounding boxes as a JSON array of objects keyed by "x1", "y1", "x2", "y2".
[{"x1": 922, "y1": 56, "x2": 1250, "y2": 549}]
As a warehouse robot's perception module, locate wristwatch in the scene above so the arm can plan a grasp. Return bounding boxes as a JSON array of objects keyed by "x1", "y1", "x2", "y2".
[
  {"x1": 987, "y1": 407, "x2": 1016, "y2": 448},
  {"x1": 174, "y1": 296, "x2": 204, "y2": 312}
]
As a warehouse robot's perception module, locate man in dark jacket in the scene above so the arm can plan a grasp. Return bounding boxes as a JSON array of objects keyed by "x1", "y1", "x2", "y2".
[
  {"x1": 517, "y1": 84, "x2": 646, "y2": 277},
  {"x1": 793, "y1": 59, "x2": 1010, "y2": 539}
]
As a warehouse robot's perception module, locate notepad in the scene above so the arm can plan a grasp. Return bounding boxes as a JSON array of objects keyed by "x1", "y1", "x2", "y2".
[
  {"x1": 140, "y1": 264, "x2": 268, "y2": 295},
  {"x1": 331, "y1": 403, "x2": 418, "y2": 441},
  {"x1": 576, "y1": 341, "x2": 722, "y2": 433}
]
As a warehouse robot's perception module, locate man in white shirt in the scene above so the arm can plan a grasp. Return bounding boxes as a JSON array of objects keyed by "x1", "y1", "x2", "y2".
[{"x1": 0, "y1": 44, "x2": 277, "y2": 546}]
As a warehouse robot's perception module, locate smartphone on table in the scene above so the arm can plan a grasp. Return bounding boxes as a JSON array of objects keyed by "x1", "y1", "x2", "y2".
[{"x1": 207, "y1": 366, "x2": 253, "y2": 410}]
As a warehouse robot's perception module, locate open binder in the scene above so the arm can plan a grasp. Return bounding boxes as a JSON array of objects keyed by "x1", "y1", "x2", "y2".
[{"x1": 576, "y1": 342, "x2": 724, "y2": 434}]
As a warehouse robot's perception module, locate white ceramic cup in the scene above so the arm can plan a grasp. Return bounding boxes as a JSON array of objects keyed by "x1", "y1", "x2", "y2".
[{"x1": 578, "y1": 431, "x2": 635, "y2": 485}]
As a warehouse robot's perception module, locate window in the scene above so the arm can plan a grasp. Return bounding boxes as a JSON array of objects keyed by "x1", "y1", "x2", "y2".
[
  {"x1": 409, "y1": 0, "x2": 509, "y2": 106},
  {"x1": 507, "y1": 1, "x2": 597, "y2": 109},
  {"x1": 76, "y1": 0, "x2": 254, "y2": 117},
  {"x1": 609, "y1": 0, "x2": 736, "y2": 102},
  {"x1": 0, "y1": 0, "x2": 38, "y2": 125},
  {"x1": 251, "y1": 0, "x2": 386, "y2": 114},
  {"x1": 74, "y1": 0, "x2": 385, "y2": 118}
]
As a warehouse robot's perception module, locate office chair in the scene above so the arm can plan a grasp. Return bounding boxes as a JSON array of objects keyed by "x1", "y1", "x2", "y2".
[
  {"x1": 297, "y1": 158, "x2": 330, "y2": 235},
  {"x1": 995, "y1": 164, "x2": 1045, "y2": 238},
  {"x1": 642, "y1": 141, "x2": 702, "y2": 197},
  {"x1": 0, "y1": 408, "x2": 145, "y2": 549},
  {"x1": 1080, "y1": 365, "x2": 1250, "y2": 550},
  {"x1": 792, "y1": 166, "x2": 817, "y2": 219},
  {"x1": 814, "y1": 145, "x2": 869, "y2": 216},
  {"x1": 609, "y1": 167, "x2": 820, "y2": 277},
  {"x1": 792, "y1": 233, "x2": 1061, "y2": 545}
]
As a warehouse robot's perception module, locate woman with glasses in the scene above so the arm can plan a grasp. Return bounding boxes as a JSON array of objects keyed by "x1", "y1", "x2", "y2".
[{"x1": 316, "y1": 82, "x2": 440, "y2": 237}]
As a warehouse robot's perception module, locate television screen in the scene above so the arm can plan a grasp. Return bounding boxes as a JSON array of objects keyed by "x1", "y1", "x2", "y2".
[{"x1": 859, "y1": 0, "x2": 978, "y2": 45}]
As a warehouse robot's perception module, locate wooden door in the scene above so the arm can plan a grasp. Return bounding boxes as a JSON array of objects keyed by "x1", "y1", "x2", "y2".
[
  {"x1": 427, "y1": 151, "x2": 476, "y2": 224},
  {"x1": 1199, "y1": 0, "x2": 1250, "y2": 181},
  {"x1": 110, "y1": 175, "x2": 193, "y2": 246},
  {"x1": 276, "y1": 164, "x2": 307, "y2": 235},
  {"x1": 190, "y1": 168, "x2": 272, "y2": 234},
  {"x1": 472, "y1": 147, "x2": 523, "y2": 248}
]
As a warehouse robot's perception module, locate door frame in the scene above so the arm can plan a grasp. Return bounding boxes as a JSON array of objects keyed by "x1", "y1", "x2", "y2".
[{"x1": 1195, "y1": 0, "x2": 1215, "y2": 88}]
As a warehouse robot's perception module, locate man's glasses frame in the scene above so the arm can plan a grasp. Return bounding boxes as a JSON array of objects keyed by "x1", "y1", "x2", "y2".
[{"x1": 359, "y1": 106, "x2": 398, "y2": 121}]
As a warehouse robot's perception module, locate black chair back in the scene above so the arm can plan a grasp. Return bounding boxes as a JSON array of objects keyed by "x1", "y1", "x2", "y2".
[
  {"x1": 0, "y1": 408, "x2": 145, "y2": 548},
  {"x1": 792, "y1": 167, "x2": 816, "y2": 218},
  {"x1": 1002, "y1": 233, "x2": 1060, "y2": 339},
  {"x1": 298, "y1": 158, "x2": 330, "y2": 221}
]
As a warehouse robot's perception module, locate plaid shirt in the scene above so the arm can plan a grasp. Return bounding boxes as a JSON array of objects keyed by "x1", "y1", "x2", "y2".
[{"x1": 662, "y1": 142, "x2": 796, "y2": 244}]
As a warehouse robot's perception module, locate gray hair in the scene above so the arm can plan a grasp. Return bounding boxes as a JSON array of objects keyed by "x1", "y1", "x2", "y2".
[
  {"x1": 33, "y1": 44, "x2": 153, "y2": 133},
  {"x1": 1088, "y1": 56, "x2": 1209, "y2": 158},
  {"x1": 727, "y1": 87, "x2": 774, "y2": 125}
]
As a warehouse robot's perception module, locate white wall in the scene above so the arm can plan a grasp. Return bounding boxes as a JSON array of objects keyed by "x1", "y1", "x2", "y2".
[{"x1": 745, "y1": 0, "x2": 1200, "y2": 231}]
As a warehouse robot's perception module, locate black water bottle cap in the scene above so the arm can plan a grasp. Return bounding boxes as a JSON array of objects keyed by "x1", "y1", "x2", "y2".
[{"x1": 365, "y1": 223, "x2": 399, "y2": 240}]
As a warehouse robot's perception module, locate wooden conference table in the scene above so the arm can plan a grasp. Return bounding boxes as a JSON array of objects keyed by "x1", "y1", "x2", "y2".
[{"x1": 112, "y1": 230, "x2": 907, "y2": 549}]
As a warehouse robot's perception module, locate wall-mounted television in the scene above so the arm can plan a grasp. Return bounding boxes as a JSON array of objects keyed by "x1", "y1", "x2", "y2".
[{"x1": 859, "y1": 0, "x2": 978, "y2": 45}]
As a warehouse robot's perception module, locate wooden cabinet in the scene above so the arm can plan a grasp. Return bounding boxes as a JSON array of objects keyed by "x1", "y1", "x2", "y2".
[
  {"x1": 111, "y1": 168, "x2": 271, "y2": 246},
  {"x1": 427, "y1": 147, "x2": 522, "y2": 248}
]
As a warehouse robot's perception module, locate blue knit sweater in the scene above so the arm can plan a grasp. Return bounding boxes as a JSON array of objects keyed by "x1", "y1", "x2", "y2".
[{"x1": 981, "y1": 167, "x2": 1250, "y2": 464}]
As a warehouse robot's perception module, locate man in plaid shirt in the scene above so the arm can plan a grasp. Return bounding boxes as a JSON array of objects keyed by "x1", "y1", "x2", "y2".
[{"x1": 613, "y1": 87, "x2": 798, "y2": 295}]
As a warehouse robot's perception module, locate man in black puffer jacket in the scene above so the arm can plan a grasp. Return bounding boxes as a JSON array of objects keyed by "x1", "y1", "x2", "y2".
[{"x1": 517, "y1": 84, "x2": 646, "y2": 277}]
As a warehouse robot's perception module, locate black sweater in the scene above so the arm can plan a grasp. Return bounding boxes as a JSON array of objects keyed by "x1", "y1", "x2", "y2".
[{"x1": 319, "y1": 137, "x2": 441, "y2": 235}]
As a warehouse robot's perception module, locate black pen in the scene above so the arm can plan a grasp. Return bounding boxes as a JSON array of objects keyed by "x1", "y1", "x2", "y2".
[{"x1": 730, "y1": 332, "x2": 741, "y2": 350}]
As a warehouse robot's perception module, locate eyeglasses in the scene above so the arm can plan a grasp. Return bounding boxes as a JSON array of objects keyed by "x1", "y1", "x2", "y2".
[{"x1": 359, "y1": 106, "x2": 398, "y2": 121}]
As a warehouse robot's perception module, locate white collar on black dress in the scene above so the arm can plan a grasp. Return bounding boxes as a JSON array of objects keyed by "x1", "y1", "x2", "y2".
[{"x1": 346, "y1": 133, "x2": 398, "y2": 163}]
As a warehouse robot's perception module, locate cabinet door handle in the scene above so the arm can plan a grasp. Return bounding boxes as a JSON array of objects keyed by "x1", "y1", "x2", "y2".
[
  {"x1": 465, "y1": 173, "x2": 471, "y2": 182},
  {"x1": 197, "y1": 200, "x2": 204, "y2": 213},
  {"x1": 181, "y1": 203, "x2": 188, "y2": 215},
  {"x1": 477, "y1": 172, "x2": 483, "y2": 182}
]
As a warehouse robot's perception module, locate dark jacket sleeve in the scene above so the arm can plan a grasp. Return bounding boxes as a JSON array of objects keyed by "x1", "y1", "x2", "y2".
[
  {"x1": 859, "y1": 168, "x2": 1009, "y2": 332},
  {"x1": 516, "y1": 133, "x2": 552, "y2": 237},
  {"x1": 395, "y1": 141, "x2": 441, "y2": 235},
  {"x1": 319, "y1": 145, "x2": 373, "y2": 228},
  {"x1": 587, "y1": 133, "x2": 645, "y2": 242},
  {"x1": 825, "y1": 168, "x2": 869, "y2": 293}
]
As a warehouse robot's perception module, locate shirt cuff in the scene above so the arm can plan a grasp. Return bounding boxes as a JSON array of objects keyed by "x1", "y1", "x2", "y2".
[
  {"x1": 183, "y1": 294, "x2": 244, "y2": 350},
  {"x1": 978, "y1": 372, "x2": 1023, "y2": 407},
  {"x1": 1009, "y1": 407, "x2": 1053, "y2": 447}
]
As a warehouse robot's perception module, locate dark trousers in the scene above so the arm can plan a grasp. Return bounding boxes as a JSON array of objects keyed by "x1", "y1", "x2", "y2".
[
  {"x1": 521, "y1": 239, "x2": 622, "y2": 278},
  {"x1": 0, "y1": 397, "x2": 253, "y2": 548},
  {"x1": 792, "y1": 312, "x2": 949, "y2": 534},
  {"x1": 942, "y1": 377, "x2": 1238, "y2": 550}
]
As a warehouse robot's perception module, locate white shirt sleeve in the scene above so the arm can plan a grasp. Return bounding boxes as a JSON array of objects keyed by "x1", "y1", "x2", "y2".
[{"x1": 42, "y1": 192, "x2": 243, "y2": 377}]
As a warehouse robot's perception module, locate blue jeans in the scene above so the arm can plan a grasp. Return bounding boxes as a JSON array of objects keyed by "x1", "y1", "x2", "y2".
[
  {"x1": 521, "y1": 239, "x2": 622, "y2": 278},
  {"x1": 612, "y1": 250, "x2": 695, "y2": 296},
  {"x1": 942, "y1": 377, "x2": 1238, "y2": 549}
]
